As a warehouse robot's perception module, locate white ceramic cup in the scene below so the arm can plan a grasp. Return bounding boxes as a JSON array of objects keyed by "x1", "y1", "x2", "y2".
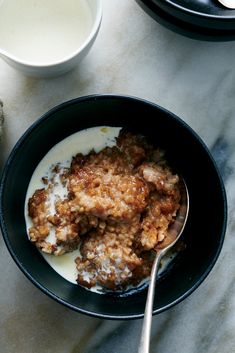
[{"x1": 0, "y1": 0, "x2": 102, "y2": 77}]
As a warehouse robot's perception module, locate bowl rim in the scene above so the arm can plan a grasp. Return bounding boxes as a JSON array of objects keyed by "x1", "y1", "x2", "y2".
[
  {"x1": 151, "y1": 0, "x2": 235, "y2": 20},
  {"x1": 0, "y1": 94, "x2": 228, "y2": 319}
]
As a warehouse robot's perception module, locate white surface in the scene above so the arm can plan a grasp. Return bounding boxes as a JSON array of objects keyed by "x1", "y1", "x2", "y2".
[{"x1": 0, "y1": 1, "x2": 235, "y2": 353}]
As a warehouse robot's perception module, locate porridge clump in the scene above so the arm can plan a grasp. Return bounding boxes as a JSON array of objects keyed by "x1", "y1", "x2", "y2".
[{"x1": 27, "y1": 130, "x2": 181, "y2": 291}]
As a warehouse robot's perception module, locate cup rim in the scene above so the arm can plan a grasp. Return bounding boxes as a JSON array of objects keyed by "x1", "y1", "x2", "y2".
[{"x1": 0, "y1": 0, "x2": 102, "y2": 68}]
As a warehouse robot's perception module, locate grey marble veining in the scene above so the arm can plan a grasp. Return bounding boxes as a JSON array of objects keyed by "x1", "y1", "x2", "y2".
[
  {"x1": 0, "y1": 100, "x2": 3, "y2": 140},
  {"x1": 0, "y1": 1, "x2": 235, "y2": 353}
]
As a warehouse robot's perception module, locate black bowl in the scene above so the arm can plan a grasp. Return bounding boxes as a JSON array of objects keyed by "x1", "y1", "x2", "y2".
[
  {"x1": 136, "y1": 0, "x2": 235, "y2": 41},
  {"x1": 0, "y1": 95, "x2": 227, "y2": 319}
]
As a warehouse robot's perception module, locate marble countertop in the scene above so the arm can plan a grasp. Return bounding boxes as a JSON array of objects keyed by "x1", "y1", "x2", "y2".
[{"x1": 0, "y1": 1, "x2": 235, "y2": 352}]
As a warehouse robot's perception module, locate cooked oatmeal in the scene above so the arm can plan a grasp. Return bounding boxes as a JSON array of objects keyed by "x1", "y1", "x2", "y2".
[{"x1": 27, "y1": 130, "x2": 181, "y2": 291}]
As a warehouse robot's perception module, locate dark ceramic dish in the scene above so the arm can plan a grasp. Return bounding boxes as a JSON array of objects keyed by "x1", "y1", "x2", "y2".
[
  {"x1": 0, "y1": 95, "x2": 227, "y2": 319},
  {"x1": 136, "y1": 0, "x2": 235, "y2": 41},
  {"x1": 154, "y1": 0, "x2": 235, "y2": 30}
]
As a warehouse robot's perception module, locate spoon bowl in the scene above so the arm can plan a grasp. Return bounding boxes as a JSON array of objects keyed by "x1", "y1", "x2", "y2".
[
  {"x1": 138, "y1": 179, "x2": 189, "y2": 353},
  {"x1": 217, "y1": 0, "x2": 235, "y2": 9}
]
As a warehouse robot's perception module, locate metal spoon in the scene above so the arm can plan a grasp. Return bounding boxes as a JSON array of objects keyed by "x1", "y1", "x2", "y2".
[
  {"x1": 138, "y1": 180, "x2": 189, "y2": 353},
  {"x1": 217, "y1": 0, "x2": 235, "y2": 9}
]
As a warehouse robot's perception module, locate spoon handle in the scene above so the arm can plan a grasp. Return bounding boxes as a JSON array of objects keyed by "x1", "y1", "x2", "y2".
[{"x1": 138, "y1": 253, "x2": 162, "y2": 353}]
